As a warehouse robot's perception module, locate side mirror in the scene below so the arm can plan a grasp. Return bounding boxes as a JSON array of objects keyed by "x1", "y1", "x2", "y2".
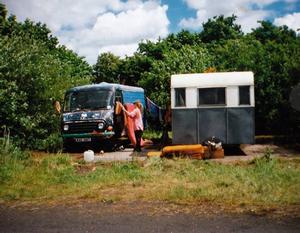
[{"x1": 54, "y1": 101, "x2": 61, "y2": 114}]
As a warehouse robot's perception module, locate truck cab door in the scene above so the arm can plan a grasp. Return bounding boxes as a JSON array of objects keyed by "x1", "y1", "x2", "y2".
[{"x1": 114, "y1": 90, "x2": 124, "y2": 137}]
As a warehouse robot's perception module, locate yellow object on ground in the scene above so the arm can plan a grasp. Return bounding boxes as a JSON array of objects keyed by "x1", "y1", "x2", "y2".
[
  {"x1": 147, "y1": 151, "x2": 163, "y2": 157},
  {"x1": 162, "y1": 144, "x2": 204, "y2": 159},
  {"x1": 162, "y1": 144, "x2": 204, "y2": 154},
  {"x1": 212, "y1": 148, "x2": 224, "y2": 159},
  {"x1": 147, "y1": 144, "x2": 224, "y2": 160}
]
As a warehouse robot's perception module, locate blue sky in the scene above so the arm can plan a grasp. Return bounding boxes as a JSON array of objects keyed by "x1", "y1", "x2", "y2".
[
  {"x1": 163, "y1": 0, "x2": 300, "y2": 32},
  {"x1": 2, "y1": 0, "x2": 300, "y2": 64},
  {"x1": 161, "y1": 0, "x2": 196, "y2": 32}
]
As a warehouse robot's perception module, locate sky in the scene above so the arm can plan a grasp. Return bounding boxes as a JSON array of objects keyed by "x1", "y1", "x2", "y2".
[{"x1": 2, "y1": 0, "x2": 300, "y2": 64}]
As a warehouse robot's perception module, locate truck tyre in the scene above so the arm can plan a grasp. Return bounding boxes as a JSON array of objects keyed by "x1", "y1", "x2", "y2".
[{"x1": 63, "y1": 141, "x2": 73, "y2": 152}]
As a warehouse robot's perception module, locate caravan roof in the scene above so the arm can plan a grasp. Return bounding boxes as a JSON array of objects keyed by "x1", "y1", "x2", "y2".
[{"x1": 171, "y1": 72, "x2": 254, "y2": 88}]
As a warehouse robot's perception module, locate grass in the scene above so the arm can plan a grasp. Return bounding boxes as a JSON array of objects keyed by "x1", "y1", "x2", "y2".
[
  {"x1": 143, "y1": 129, "x2": 172, "y2": 141},
  {"x1": 1, "y1": 134, "x2": 300, "y2": 209},
  {"x1": 1, "y1": 147, "x2": 300, "y2": 210},
  {"x1": 143, "y1": 129, "x2": 162, "y2": 140}
]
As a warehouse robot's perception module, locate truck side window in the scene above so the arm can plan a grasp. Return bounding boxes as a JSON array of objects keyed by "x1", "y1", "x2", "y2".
[
  {"x1": 115, "y1": 90, "x2": 122, "y2": 103},
  {"x1": 175, "y1": 88, "x2": 186, "y2": 107},
  {"x1": 239, "y1": 86, "x2": 250, "y2": 105},
  {"x1": 198, "y1": 88, "x2": 225, "y2": 105}
]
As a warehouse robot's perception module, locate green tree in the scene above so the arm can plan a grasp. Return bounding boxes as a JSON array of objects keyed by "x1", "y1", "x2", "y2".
[
  {"x1": 200, "y1": 15, "x2": 243, "y2": 43},
  {"x1": 0, "y1": 3, "x2": 7, "y2": 25},
  {"x1": 93, "y1": 52, "x2": 121, "y2": 83},
  {"x1": 0, "y1": 4, "x2": 92, "y2": 150},
  {"x1": 139, "y1": 45, "x2": 213, "y2": 106},
  {"x1": 251, "y1": 21, "x2": 296, "y2": 44},
  {"x1": 250, "y1": 22, "x2": 299, "y2": 134},
  {"x1": 138, "y1": 39, "x2": 168, "y2": 60},
  {"x1": 165, "y1": 30, "x2": 202, "y2": 50}
]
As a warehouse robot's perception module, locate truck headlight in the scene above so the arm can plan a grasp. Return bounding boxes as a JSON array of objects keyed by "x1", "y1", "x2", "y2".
[
  {"x1": 92, "y1": 113, "x2": 100, "y2": 119},
  {"x1": 98, "y1": 122, "x2": 104, "y2": 129},
  {"x1": 63, "y1": 124, "x2": 69, "y2": 131}
]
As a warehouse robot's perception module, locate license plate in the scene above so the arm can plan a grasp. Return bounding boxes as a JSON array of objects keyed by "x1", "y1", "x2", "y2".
[{"x1": 75, "y1": 138, "x2": 91, "y2": 142}]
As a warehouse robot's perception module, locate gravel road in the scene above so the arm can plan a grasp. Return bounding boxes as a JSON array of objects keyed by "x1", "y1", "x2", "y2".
[{"x1": 1, "y1": 202, "x2": 299, "y2": 233}]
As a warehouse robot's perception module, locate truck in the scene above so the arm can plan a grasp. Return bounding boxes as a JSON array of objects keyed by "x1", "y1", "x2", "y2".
[{"x1": 61, "y1": 82, "x2": 145, "y2": 151}]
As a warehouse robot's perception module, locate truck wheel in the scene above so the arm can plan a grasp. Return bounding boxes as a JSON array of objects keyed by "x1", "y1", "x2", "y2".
[
  {"x1": 102, "y1": 139, "x2": 117, "y2": 152},
  {"x1": 63, "y1": 141, "x2": 72, "y2": 152}
]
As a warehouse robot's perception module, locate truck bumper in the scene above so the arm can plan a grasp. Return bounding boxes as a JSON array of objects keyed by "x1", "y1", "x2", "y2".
[{"x1": 62, "y1": 131, "x2": 115, "y2": 142}]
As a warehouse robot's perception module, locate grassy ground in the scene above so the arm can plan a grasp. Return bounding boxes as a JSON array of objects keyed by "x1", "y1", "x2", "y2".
[
  {"x1": 143, "y1": 129, "x2": 172, "y2": 141},
  {"x1": 1, "y1": 145, "x2": 300, "y2": 213},
  {"x1": 143, "y1": 129, "x2": 163, "y2": 140}
]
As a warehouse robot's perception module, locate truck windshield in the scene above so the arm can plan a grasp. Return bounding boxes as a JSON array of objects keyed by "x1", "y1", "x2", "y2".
[{"x1": 64, "y1": 89, "x2": 113, "y2": 112}]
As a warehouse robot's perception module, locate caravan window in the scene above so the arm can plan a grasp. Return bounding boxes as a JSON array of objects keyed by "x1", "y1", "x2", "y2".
[
  {"x1": 175, "y1": 88, "x2": 186, "y2": 107},
  {"x1": 239, "y1": 86, "x2": 250, "y2": 105},
  {"x1": 198, "y1": 88, "x2": 226, "y2": 106}
]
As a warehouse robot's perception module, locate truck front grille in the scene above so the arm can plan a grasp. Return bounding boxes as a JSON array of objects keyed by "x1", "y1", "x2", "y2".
[{"x1": 66, "y1": 121, "x2": 103, "y2": 134}]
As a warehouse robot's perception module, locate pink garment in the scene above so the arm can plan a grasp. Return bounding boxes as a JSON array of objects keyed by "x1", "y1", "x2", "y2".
[
  {"x1": 124, "y1": 103, "x2": 144, "y2": 146},
  {"x1": 127, "y1": 107, "x2": 144, "y2": 131}
]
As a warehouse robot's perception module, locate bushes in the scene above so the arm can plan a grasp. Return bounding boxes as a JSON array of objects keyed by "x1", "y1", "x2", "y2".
[
  {"x1": 0, "y1": 129, "x2": 29, "y2": 184},
  {"x1": 0, "y1": 4, "x2": 92, "y2": 151},
  {"x1": 35, "y1": 133, "x2": 63, "y2": 153}
]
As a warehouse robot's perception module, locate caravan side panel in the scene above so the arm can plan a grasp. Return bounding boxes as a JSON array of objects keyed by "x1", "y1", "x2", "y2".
[
  {"x1": 172, "y1": 109, "x2": 198, "y2": 144},
  {"x1": 197, "y1": 108, "x2": 227, "y2": 143},
  {"x1": 172, "y1": 107, "x2": 255, "y2": 144},
  {"x1": 227, "y1": 107, "x2": 255, "y2": 144}
]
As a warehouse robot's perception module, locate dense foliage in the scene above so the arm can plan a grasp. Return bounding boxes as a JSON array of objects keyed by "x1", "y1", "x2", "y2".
[
  {"x1": 94, "y1": 15, "x2": 300, "y2": 135},
  {"x1": 0, "y1": 4, "x2": 92, "y2": 150}
]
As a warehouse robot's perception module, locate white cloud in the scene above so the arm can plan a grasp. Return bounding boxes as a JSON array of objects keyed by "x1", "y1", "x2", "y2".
[
  {"x1": 274, "y1": 12, "x2": 300, "y2": 32},
  {"x1": 180, "y1": 0, "x2": 280, "y2": 32},
  {"x1": 2, "y1": 0, "x2": 169, "y2": 64},
  {"x1": 237, "y1": 10, "x2": 271, "y2": 32},
  {"x1": 99, "y1": 43, "x2": 139, "y2": 57}
]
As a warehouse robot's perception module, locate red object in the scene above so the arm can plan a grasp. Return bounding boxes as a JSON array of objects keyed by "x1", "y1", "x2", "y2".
[{"x1": 124, "y1": 103, "x2": 144, "y2": 146}]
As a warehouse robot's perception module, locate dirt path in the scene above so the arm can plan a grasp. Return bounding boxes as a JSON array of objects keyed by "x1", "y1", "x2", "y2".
[
  {"x1": 64, "y1": 143, "x2": 300, "y2": 164},
  {"x1": 1, "y1": 202, "x2": 299, "y2": 233}
]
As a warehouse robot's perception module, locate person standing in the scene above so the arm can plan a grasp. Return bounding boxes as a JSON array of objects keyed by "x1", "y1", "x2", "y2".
[{"x1": 121, "y1": 100, "x2": 144, "y2": 152}]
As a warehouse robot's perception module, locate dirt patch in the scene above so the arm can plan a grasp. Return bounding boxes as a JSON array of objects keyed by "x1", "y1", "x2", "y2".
[
  {"x1": 208, "y1": 144, "x2": 300, "y2": 164},
  {"x1": 74, "y1": 163, "x2": 97, "y2": 174},
  {"x1": 2, "y1": 200, "x2": 300, "y2": 219},
  {"x1": 242, "y1": 144, "x2": 300, "y2": 157},
  {"x1": 30, "y1": 142, "x2": 300, "y2": 163}
]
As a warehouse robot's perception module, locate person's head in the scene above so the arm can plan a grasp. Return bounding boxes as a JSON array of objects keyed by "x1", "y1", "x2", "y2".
[{"x1": 134, "y1": 100, "x2": 143, "y2": 112}]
